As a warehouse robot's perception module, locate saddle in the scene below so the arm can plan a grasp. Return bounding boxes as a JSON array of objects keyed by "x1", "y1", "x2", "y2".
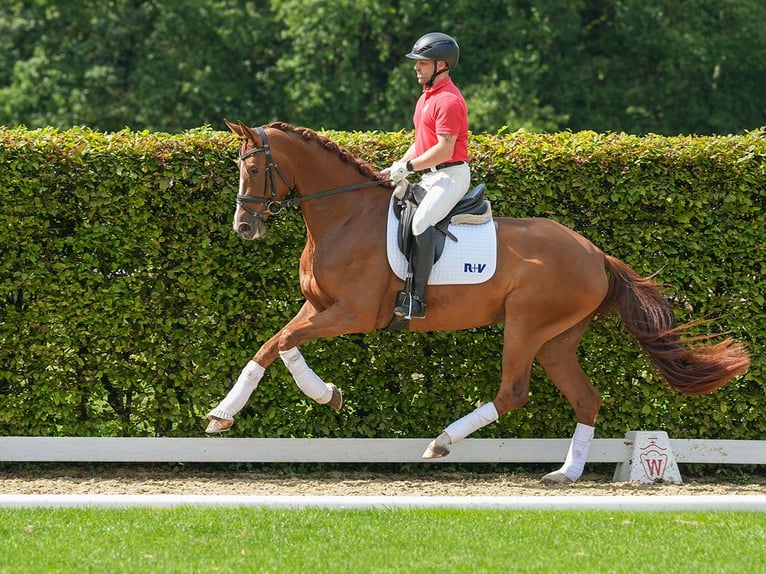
[{"x1": 393, "y1": 183, "x2": 491, "y2": 262}]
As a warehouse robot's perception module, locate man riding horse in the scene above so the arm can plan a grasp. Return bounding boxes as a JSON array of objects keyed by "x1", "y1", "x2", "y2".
[
  {"x1": 383, "y1": 32, "x2": 470, "y2": 319},
  {"x1": 207, "y1": 32, "x2": 749, "y2": 485}
]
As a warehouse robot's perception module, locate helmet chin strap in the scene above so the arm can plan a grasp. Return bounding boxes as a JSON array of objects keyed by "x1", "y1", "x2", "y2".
[{"x1": 426, "y1": 62, "x2": 449, "y2": 87}]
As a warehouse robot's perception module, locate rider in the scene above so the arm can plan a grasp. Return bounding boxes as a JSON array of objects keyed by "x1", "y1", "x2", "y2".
[{"x1": 383, "y1": 32, "x2": 471, "y2": 319}]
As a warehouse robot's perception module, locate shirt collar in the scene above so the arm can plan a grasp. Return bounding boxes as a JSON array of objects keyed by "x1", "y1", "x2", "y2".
[{"x1": 423, "y1": 77, "x2": 454, "y2": 95}]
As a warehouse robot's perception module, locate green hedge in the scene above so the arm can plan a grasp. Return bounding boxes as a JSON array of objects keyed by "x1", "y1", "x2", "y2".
[{"x1": 0, "y1": 125, "x2": 763, "y2": 440}]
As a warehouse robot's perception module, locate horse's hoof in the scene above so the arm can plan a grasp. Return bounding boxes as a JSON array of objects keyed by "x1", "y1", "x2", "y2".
[
  {"x1": 422, "y1": 435, "x2": 451, "y2": 459},
  {"x1": 540, "y1": 470, "x2": 574, "y2": 485},
  {"x1": 205, "y1": 416, "x2": 234, "y2": 434},
  {"x1": 422, "y1": 440, "x2": 450, "y2": 459},
  {"x1": 327, "y1": 384, "x2": 343, "y2": 411}
]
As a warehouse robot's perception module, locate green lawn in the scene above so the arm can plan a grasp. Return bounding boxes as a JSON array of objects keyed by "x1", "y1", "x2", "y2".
[{"x1": 2, "y1": 507, "x2": 765, "y2": 573}]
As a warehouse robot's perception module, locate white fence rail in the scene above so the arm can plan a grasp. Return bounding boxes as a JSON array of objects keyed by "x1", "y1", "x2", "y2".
[{"x1": 1, "y1": 436, "x2": 763, "y2": 465}]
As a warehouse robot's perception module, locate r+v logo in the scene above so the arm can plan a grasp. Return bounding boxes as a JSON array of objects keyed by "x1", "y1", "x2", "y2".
[{"x1": 463, "y1": 263, "x2": 487, "y2": 273}]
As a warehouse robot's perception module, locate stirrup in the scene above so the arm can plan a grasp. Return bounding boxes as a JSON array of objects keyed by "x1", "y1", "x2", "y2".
[{"x1": 394, "y1": 293, "x2": 425, "y2": 319}]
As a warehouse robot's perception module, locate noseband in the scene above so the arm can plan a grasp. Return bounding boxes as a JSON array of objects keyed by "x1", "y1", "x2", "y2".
[{"x1": 236, "y1": 126, "x2": 390, "y2": 220}]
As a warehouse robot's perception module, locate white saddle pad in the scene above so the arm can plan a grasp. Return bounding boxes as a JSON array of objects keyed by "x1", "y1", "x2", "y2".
[{"x1": 386, "y1": 197, "x2": 497, "y2": 285}]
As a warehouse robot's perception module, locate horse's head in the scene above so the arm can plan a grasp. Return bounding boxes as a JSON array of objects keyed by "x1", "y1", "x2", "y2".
[
  {"x1": 226, "y1": 119, "x2": 393, "y2": 241},
  {"x1": 226, "y1": 120, "x2": 294, "y2": 240}
]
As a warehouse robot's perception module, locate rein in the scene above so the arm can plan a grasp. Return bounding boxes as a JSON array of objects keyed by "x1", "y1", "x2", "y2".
[{"x1": 236, "y1": 126, "x2": 390, "y2": 218}]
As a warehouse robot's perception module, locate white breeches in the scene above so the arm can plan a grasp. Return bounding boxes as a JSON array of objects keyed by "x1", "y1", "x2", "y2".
[{"x1": 412, "y1": 164, "x2": 471, "y2": 236}]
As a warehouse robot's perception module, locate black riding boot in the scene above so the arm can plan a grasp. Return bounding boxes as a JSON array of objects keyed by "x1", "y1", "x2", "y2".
[{"x1": 395, "y1": 226, "x2": 436, "y2": 319}]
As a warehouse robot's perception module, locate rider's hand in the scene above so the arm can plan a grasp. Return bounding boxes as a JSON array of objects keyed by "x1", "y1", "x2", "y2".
[{"x1": 382, "y1": 159, "x2": 411, "y2": 183}]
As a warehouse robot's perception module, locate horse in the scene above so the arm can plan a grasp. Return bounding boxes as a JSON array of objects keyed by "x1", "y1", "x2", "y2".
[{"x1": 206, "y1": 120, "x2": 750, "y2": 484}]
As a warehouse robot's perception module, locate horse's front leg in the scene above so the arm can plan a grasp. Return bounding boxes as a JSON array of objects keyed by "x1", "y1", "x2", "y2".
[
  {"x1": 206, "y1": 299, "x2": 356, "y2": 433},
  {"x1": 277, "y1": 346, "x2": 343, "y2": 410},
  {"x1": 205, "y1": 301, "x2": 322, "y2": 433},
  {"x1": 205, "y1": 331, "x2": 282, "y2": 433}
]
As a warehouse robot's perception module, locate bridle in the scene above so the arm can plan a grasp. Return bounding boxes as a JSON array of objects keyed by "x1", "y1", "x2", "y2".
[{"x1": 235, "y1": 126, "x2": 390, "y2": 221}]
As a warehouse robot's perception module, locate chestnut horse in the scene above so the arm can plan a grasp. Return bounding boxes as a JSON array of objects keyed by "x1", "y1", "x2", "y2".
[{"x1": 207, "y1": 121, "x2": 750, "y2": 484}]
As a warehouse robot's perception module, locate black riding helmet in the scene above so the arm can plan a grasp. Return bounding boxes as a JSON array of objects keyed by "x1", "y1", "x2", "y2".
[{"x1": 406, "y1": 32, "x2": 459, "y2": 87}]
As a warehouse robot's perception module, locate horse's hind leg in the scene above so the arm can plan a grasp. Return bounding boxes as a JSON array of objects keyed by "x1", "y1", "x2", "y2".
[
  {"x1": 422, "y1": 317, "x2": 540, "y2": 459},
  {"x1": 535, "y1": 318, "x2": 602, "y2": 484}
]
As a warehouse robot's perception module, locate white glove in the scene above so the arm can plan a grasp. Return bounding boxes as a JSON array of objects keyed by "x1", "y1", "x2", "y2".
[{"x1": 382, "y1": 159, "x2": 411, "y2": 183}]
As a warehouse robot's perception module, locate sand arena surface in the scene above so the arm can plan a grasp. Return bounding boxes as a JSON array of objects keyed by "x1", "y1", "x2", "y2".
[{"x1": 1, "y1": 465, "x2": 764, "y2": 497}]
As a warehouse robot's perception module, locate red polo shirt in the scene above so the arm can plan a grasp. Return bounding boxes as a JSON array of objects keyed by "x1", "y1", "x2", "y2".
[{"x1": 412, "y1": 78, "x2": 469, "y2": 163}]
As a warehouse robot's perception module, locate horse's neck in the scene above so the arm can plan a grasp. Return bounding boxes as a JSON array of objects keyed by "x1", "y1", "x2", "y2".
[{"x1": 297, "y1": 173, "x2": 389, "y2": 240}]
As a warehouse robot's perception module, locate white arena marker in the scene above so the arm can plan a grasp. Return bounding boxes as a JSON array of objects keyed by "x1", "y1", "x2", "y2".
[{"x1": 613, "y1": 431, "x2": 683, "y2": 484}]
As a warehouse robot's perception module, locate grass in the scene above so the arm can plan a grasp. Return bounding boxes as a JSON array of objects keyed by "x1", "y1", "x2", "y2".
[{"x1": 1, "y1": 507, "x2": 765, "y2": 573}]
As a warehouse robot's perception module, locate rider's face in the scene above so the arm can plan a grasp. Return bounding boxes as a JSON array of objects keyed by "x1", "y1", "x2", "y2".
[{"x1": 414, "y1": 59, "x2": 437, "y2": 85}]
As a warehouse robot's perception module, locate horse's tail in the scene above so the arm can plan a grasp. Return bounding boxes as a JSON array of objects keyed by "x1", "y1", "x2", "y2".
[{"x1": 597, "y1": 255, "x2": 750, "y2": 395}]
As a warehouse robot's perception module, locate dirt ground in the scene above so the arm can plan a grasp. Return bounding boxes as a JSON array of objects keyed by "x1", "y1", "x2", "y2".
[{"x1": 1, "y1": 465, "x2": 764, "y2": 496}]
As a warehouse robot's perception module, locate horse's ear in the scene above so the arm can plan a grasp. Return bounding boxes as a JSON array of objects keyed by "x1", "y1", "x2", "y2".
[
  {"x1": 224, "y1": 119, "x2": 242, "y2": 136},
  {"x1": 240, "y1": 123, "x2": 260, "y2": 144}
]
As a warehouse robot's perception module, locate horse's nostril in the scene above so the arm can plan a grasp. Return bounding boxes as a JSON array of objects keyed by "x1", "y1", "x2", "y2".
[{"x1": 238, "y1": 222, "x2": 252, "y2": 233}]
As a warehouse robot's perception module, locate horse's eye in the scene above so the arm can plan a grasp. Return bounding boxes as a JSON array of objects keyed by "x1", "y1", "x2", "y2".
[{"x1": 249, "y1": 167, "x2": 260, "y2": 175}]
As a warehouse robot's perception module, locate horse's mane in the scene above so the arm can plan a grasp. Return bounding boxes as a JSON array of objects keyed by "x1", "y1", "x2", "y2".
[{"x1": 265, "y1": 121, "x2": 392, "y2": 187}]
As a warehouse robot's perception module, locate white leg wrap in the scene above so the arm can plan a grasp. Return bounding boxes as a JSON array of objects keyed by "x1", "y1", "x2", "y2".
[
  {"x1": 208, "y1": 360, "x2": 265, "y2": 420},
  {"x1": 558, "y1": 423, "x2": 595, "y2": 482},
  {"x1": 443, "y1": 402, "x2": 499, "y2": 444},
  {"x1": 279, "y1": 347, "x2": 333, "y2": 404}
]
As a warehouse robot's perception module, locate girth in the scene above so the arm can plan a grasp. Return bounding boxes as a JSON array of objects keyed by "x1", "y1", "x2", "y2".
[{"x1": 393, "y1": 183, "x2": 490, "y2": 262}]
